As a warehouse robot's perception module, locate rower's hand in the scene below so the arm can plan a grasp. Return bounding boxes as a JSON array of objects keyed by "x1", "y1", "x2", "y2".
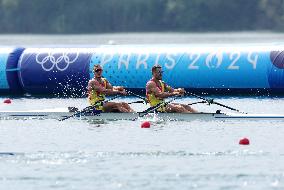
[
  {"x1": 174, "y1": 88, "x2": 185, "y2": 96},
  {"x1": 114, "y1": 86, "x2": 124, "y2": 91},
  {"x1": 112, "y1": 86, "x2": 127, "y2": 95},
  {"x1": 178, "y1": 88, "x2": 185, "y2": 94},
  {"x1": 172, "y1": 91, "x2": 183, "y2": 96},
  {"x1": 118, "y1": 89, "x2": 127, "y2": 95}
]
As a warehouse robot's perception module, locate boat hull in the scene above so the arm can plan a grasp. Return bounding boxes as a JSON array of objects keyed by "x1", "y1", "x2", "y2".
[{"x1": 1, "y1": 108, "x2": 284, "y2": 121}]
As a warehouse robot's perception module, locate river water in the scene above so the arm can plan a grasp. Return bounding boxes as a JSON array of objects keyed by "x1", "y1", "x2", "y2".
[{"x1": 1, "y1": 33, "x2": 284, "y2": 190}]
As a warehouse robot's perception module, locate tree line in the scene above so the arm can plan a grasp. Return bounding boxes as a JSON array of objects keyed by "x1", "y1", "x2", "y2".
[{"x1": 0, "y1": 0, "x2": 283, "y2": 33}]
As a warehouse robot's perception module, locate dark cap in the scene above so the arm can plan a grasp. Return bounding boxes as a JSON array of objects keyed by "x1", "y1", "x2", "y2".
[{"x1": 152, "y1": 64, "x2": 162, "y2": 73}]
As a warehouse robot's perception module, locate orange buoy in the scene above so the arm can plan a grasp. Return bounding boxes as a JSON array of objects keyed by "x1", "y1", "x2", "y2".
[
  {"x1": 141, "y1": 121, "x2": 151, "y2": 128},
  {"x1": 3, "y1": 99, "x2": 12, "y2": 104},
  {"x1": 239, "y1": 137, "x2": 250, "y2": 145}
]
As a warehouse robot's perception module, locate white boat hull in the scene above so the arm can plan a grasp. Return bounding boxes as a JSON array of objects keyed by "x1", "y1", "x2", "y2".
[{"x1": 1, "y1": 108, "x2": 284, "y2": 121}]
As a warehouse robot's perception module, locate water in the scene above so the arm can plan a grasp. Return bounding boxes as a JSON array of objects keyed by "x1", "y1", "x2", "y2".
[
  {"x1": 1, "y1": 33, "x2": 284, "y2": 189},
  {"x1": 1, "y1": 32, "x2": 284, "y2": 46},
  {"x1": 0, "y1": 96, "x2": 284, "y2": 190}
]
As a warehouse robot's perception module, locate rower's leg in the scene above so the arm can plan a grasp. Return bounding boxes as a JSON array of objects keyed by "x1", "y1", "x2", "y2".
[
  {"x1": 172, "y1": 103, "x2": 198, "y2": 113},
  {"x1": 181, "y1": 103, "x2": 198, "y2": 113},
  {"x1": 166, "y1": 104, "x2": 190, "y2": 113},
  {"x1": 103, "y1": 102, "x2": 120, "y2": 112},
  {"x1": 104, "y1": 102, "x2": 130, "y2": 113},
  {"x1": 121, "y1": 102, "x2": 134, "y2": 112},
  {"x1": 117, "y1": 103, "x2": 130, "y2": 112},
  {"x1": 117, "y1": 107, "x2": 129, "y2": 113}
]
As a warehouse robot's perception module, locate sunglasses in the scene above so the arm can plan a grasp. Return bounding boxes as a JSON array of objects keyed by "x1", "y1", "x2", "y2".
[
  {"x1": 94, "y1": 69, "x2": 103, "y2": 73},
  {"x1": 157, "y1": 70, "x2": 164, "y2": 74}
]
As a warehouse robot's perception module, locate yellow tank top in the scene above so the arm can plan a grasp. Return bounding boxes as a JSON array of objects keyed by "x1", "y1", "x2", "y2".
[
  {"x1": 88, "y1": 78, "x2": 107, "y2": 110},
  {"x1": 146, "y1": 79, "x2": 167, "y2": 112}
]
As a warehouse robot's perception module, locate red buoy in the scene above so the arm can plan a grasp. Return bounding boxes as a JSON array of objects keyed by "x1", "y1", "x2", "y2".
[
  {"x1": 141, "y1": 121, "x2": 151, "y2": 128},
  {"x1": 239, "y1": 137, "x2": 250, "y2": 145},
  {"x1": 3, "y1": 99, "x2": 12, "y2": 104}
]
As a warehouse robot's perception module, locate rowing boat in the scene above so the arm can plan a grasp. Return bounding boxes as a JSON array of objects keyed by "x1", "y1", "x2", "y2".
[{"x1": 1, "y1": 108, "x2": 284, "y2": 121}]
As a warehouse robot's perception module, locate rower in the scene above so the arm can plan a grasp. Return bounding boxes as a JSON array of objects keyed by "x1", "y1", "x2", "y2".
[
  {"x1": 87, "y1": 64, "x2": 134, "y2": 112},
  {"x1": 146, "y1": 65, "x2": 197, "y2": 113}
]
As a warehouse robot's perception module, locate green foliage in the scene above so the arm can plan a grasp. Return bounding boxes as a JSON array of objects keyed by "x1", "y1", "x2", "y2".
[{"x1": 0, "y1": 0, "x2": 283, "y2": 33}]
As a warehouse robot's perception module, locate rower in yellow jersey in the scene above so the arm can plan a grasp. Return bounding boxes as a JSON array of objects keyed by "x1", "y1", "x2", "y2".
[
  {"x1": 146, "y1": 65, "x2": 197, "y2": 113},
  {"x1": 87, "y1": 64, "x2": 134, "y2": 112}
]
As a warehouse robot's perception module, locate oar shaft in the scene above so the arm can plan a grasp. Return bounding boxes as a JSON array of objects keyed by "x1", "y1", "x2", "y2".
[
  {"x1": 213, "y1": 102, "x2": 246, "y2": 114},
  {"x1": 187, "y1": 92, "x2": 247, "y2": 114},
  {"x1": 106, "y1": 94, "x2": 121, "y2": 102},
  {"x1": 126, "y1": 90, "x2": 148, "y2": 103},
  {"x1": 187, "y1": 101, "x2": 207, "y2": 105},
  {"x1": 188, "y1": 92, "x2": 207, "y2": 101},
  {"x1": 128, "y1": 100, "x2": 144, "y2": 104},
  {"x1": 139, "y1": 95, "x2": 180, "y2": 117}
]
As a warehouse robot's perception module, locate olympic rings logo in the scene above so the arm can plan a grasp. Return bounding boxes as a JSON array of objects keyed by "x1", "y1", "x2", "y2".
[{"x1": 35, "y1": 52, "x2": 79, "y2": 71}]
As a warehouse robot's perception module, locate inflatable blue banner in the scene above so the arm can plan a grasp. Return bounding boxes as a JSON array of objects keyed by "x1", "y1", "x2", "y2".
[
  {"x1": 0, "y1": 49, "x2": 9, "y2": 90},
  {"x1": 2, "y1": 45, "x2": 284, "y2": 95},
  {"x1": 0, "y1": 47, "x2": 24, "y2": 93},
  {"x1": 90, "y1": 45, "x2": 281, "y2": 90}
]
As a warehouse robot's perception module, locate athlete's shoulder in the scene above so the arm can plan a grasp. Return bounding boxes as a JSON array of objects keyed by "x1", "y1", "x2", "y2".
[
  {"x1": 146, "y1": 79, "x2": 155, "y2": 86},
  {"x1": 89, "y1": 78, "x2": 101, "y2": 85},
  {"x1": 88, "y1": 78, "x2": 96, "y2": 84}
]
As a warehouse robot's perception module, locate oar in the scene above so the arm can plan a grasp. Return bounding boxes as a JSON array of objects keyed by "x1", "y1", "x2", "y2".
[
  {"x1": 187, "y1": 92, "x2": 247, "y2": 114},
  {"x1": 59, "y1": 94, "x2": 121, "y2": 121},
  {"x1": 138, "y1": 95, "x2": 181, "y2": 117},
  {"x1": 187, "y1": 100, "x2": 207, "y2": 105},
  {"x1": 128, "y1": 100, "x2": 145, "y2": 104},
  {"x1": 125, "y1": 90, "x2": 148, "y2": 104}
]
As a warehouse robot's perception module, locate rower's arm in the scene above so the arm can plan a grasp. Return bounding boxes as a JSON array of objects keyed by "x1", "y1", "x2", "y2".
[
  {"x1": 103, "y1": 81, "x2": 127, "y2": 95},
  {"x1": 88, "y1": 80, "x2": 106, "y2": 93},
  {"x1": 88, "y1": 80, "x2": 124, "y2": 95},
  {"x1": 88, "y1": 80, "x2": 100, "y2": 92},
  {"x1": 164, "y1": 83, "x2": 174, "y2": 93},
  {"x1": 164, "y1": 83, "x2": 185, "y2": 95},
  {"x1": 147, "y1": 81, "x2": 178, "y2": 98}
]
